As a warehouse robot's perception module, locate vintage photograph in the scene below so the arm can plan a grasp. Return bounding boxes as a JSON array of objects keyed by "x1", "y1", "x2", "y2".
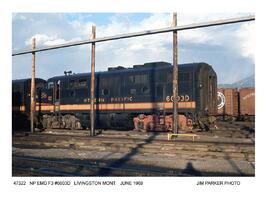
[{"x1": 12, "y1": 12, "x2": 255, "y2": 177}]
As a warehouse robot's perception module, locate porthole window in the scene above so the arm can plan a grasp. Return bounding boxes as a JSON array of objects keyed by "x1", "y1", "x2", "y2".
[{"x1": 102, "y1": 88, "x2": 109, "y2": 96}]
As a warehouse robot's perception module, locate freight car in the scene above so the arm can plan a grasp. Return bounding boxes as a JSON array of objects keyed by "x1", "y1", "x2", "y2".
[
  {"x1": 12, "y1": 61, "x2": 217, "y2": 132},
  {"x1": 217, "y1": 87, "x2": 255, "y2": 121},
  {"x1": 238, "y1": 88, "x2": 255, "y2": 121},
  {"x1": 217, "y1": 88, "x2": 239, "y2": 119},
  {"x1": 12, "y1": 78, "x2": 46, "y2": 130}
]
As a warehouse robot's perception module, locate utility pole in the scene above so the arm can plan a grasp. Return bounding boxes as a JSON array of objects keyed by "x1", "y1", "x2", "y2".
[
  {"x1": 90, "y1": 26, "x2": 96, "y2": 136},
  {"x1": 172, "y1": 13, "x2": 179, "y2": 134},
  {"x1": 30, "y1": 38, "x2": 36, "y2": 133}
]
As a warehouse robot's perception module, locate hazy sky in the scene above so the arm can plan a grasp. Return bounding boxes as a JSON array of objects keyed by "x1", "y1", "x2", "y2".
[{"x1": 12, "y1": 13, "x2": 254, "y2": 84}]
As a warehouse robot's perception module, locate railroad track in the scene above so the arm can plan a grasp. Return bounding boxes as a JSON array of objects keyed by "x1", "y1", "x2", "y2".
[
  {"x1": 13, "y1": 133, "x2": 255, "y2": 162},
  {"x1": 12, "y1": 132, "x2": 255, "y2": 177},
  {"x1": 43, "y1": 124, "x2": 255, "y2": 139},
  {"x1": 12, "y1": 155, "x2": 187, "y2": 177},
  {"x1": 14, "y1": 131, "x2": 254, "y2": 146}
]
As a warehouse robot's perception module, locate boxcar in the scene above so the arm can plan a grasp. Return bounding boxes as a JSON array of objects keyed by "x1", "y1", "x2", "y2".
[
  {"x1": 239, "y1": 88, "x2": 255, "y2": 121},
  {"x1": 217, "y1": 88, "x2": 239, "y2": 117},
  {"x1": 217, "y1": 87, "x2": 255, "y2": 121}
]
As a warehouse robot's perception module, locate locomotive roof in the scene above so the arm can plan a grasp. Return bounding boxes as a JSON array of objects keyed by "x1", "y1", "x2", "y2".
[
  {"x1": 12, "y1": 78, "x2": 46, "y2": 84},
  {"x1": 47, "y1": 62, "x2": 214, "y2": 81}
]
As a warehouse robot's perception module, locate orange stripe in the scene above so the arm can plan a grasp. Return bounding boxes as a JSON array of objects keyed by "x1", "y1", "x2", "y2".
[
  {"x1": 15, "y1": 102, "x2": 196, "y2": 112},
  {"x1": 13, "y1": 106, "x2": 26, "y2": 111},
  {"x1": 37, "y1": 105, "x2": 54, "y2": 111},
  {"x1": 38, "y1": 102, "x2": 196, "y2": 111}
]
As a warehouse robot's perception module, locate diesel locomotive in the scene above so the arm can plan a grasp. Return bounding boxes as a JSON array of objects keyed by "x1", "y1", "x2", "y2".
[
  {"x1": 12, "y1": 78, "x2": 46, "y2": 130},
  {"x1": 12, "y1": 61, "x2": 217, "y2": 131}
]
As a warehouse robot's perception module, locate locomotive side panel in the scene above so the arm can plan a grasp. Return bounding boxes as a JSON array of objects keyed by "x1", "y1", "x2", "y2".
[{"x1": 195, "y1": 63, "x2": 217, "y2": 116}]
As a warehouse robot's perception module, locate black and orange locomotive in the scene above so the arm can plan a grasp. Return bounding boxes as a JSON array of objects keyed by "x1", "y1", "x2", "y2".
[{"x1": 12, "y1": 61, "x2": 217, "y2": 131}]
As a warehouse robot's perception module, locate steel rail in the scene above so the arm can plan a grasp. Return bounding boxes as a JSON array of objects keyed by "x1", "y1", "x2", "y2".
[
  {"x1": 13, "y1": 155, "x2": 185, "y2": 176},
  {"x1": 13, "y1": 133, "x2": 255, "y2": 146},
  {"x1": 12, "y1": 15, "x2": 255, "y2": 56}
]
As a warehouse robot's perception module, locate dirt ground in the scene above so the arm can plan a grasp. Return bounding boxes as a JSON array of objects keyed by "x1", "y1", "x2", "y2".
[{"x1": 12, "y1": 121, "x2": 255, "y2": 176}]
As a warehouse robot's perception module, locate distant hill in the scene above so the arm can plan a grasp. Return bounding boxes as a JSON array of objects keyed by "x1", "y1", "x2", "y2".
[{"x1": 218, "y1": 74, "x2": 255, "y2": 88}]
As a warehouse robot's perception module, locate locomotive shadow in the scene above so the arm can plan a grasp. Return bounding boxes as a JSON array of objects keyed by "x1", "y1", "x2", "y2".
[
  {"x1": 12, "y1": 154, "x2": 254, "y2": 177},
  {"x1": 94, "y1": 133, "x2": 158, "y2": 176}
]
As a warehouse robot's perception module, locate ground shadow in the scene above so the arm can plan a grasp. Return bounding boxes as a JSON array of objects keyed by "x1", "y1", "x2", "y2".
[
  {"x1": 182, "y1": 162, "x2": 202, "y2": 176},
  {"x1": 12, "y1": 154, "x2": 255, "y2": 177},
  {"x1": 94, "y1": 132, "x2": 158, "y2": 176}
]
